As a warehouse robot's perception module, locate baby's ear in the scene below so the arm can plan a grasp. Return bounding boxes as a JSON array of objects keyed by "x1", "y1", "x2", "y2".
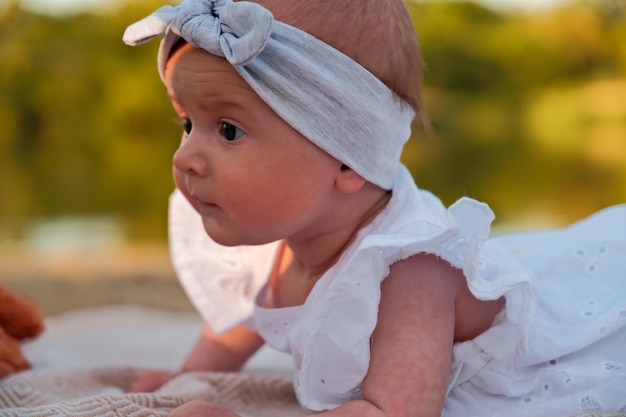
[{"x1": 335, "y1": 164, "x2": 367, "y2": 194}]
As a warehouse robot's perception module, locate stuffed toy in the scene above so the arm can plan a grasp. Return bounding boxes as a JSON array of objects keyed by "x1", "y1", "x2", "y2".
[{"x1": 0, "y1": 285, "x2": 45, "y2": 378}]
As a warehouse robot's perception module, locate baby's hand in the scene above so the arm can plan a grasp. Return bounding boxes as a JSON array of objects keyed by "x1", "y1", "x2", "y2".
[
  {"x1": 168, "y1": 400, "x2": 241, "y2": 417},
  {"x1": 129, "y1": 369, "x2": 178, "y2": 393}
]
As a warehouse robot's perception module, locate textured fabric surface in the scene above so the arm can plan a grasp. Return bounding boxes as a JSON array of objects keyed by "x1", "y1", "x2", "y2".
[
  {"x1": 0, "y1": 305, "x2": 624, "y2": 416},
  {"x1": 0, "y1": 306, "x2": 295, "y2": 416},
  {"x1": 0, "y1": 367, "x2": 623, "y2": 417},
  {"x1": 0, "y1": 367, "x2": 305, "y2": 417},
  {"x1": 123, "y1": 0, "x2": 415, "y2": 190}
]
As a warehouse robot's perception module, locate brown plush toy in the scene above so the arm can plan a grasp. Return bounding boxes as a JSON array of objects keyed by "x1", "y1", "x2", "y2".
[{"x1": 0, "y1": 285, "x2": 45, "y2": 378}]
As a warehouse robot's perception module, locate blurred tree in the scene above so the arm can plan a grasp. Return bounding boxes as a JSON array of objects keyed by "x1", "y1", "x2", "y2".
[
  {"x1": 1, "y1": 1, "x2": 180, "y2": 239},
  {"x1": 405, "y1": 0, "x2": 625, "y2": 228}
]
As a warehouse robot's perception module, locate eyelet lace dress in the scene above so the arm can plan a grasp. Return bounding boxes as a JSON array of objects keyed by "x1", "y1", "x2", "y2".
[{"x1": 169, "y1": 165, "x2": 626, "y2": 416}]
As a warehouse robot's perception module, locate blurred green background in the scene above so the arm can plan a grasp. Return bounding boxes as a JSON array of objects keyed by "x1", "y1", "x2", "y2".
[{"x1": 0, "y1": 0, "x2": 625, "y2": 244}]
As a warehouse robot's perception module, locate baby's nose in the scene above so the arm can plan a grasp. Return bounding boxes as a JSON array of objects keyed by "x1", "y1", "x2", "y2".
[{"x1": 172, "y1": 134, "x2": 209, "y2": 177}]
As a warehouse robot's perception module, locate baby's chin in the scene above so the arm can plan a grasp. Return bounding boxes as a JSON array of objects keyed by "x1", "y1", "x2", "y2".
[{"x1": 201, "y1": 219, "x2": 277, "y2": 248}]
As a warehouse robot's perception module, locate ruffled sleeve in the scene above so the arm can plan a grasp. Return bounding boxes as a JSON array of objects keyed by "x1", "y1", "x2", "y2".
[
  {"x1": 168, "y1": 189, "x2": 279, "y2": 334},
  {"x1": 265, "y1": 166, "x2": 531, "y2": 411}
]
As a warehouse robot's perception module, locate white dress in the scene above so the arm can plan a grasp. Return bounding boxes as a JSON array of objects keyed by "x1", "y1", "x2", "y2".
[{"x1": 169, "y1": 165, "x2": 626, "y2": 416}]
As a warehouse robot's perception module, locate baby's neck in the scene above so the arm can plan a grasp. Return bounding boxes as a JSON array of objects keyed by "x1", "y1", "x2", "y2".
[
  {"x1": 268, "y1": 188, "x2": 391, "y2": 308},
  {"x1": 285, "y1": 187, "x2": 391, "y2": 281}
]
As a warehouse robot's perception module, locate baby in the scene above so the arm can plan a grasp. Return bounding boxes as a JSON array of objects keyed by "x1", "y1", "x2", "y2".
[{"x1": 123, "y1": 0, "x2": 626, "y2": 416}]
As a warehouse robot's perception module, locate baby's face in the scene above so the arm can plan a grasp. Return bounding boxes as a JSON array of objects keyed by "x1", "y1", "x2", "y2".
[{"x1": 165, "y1": 44, "x2": 342, "y2": 246}]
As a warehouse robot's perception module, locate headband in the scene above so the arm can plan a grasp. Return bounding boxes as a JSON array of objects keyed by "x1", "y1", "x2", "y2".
[{"x1": 123, "y1": 0, "x2": 415, "y2": 189}]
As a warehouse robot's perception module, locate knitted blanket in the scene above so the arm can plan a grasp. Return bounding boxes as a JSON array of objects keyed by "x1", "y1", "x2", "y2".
[
  {"x1": 1, "y1": 367, "x2": 625, "y2": 417},
  {"x1": 0, "y1": 367, "x2": 307, "y2": 417},
  {"x1": 1, "y1": 307, "x2": 624, "y2": 417},
  {"x1": 0, "y1": 367, "x2": 626, "y2": 417}
]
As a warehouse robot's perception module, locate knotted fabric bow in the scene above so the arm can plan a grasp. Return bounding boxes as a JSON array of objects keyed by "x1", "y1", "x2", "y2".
[{"x1": 123, "y1": 0, "x2": 415, "y2": 189}]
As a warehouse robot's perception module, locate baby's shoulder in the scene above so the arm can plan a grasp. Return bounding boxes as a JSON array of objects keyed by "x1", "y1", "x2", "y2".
[
  {"x1": 386, "y1": 253, "x2": 504, "y2": 342},
  {"x1": 384, "y1": 253, "x2": 463, "y2": 303},
  {"x1": 389, "y1": 253, "x2": 463, "y2": 284}
]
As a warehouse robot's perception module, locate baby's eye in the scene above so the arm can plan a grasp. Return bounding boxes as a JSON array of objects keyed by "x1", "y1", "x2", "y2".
[
  {"x1": 182, "y1": 118, "x2": 192, "y2": 135},
  {"x1": 220, "y1": 122, "x2": 245, "y2": 141}
]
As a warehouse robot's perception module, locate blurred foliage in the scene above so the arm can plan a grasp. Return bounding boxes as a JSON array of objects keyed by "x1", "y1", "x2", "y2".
[
  {"x1": 405, "y1": 0, "x2": 626, "y2": 228},
  {"x1": 0, "y1": 0, "x2": 624, "y2": 240},
  {"x1": 0, "y1": 0, "x2": 181, "y2": 240}
]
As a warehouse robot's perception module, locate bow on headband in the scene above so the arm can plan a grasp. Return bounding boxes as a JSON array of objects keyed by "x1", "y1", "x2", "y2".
[
  {"x1": 124, "y1": 0, "x2": 415, "y2": 190},
  {"x1": 124, "y1": 0, "x2": 272, "y2": 65}
]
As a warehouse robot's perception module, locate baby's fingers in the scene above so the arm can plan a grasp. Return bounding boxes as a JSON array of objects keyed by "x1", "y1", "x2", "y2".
[{"x1": 129, "y1": 369, "x2": 177, "y2": 393}]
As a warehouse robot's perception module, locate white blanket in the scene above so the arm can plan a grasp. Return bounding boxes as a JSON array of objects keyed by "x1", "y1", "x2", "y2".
[
  {"x1": 1, "y1": 306, "x2": 624, "y2": 417},
  {"x1": 0, "y1": 306, "x2": 302, "y2": 416},
  {"x1": 0, "y1": 367, "x2": 305, "y2": 417}
]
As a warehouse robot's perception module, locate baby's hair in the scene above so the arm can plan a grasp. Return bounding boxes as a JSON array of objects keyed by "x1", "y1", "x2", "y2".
[{"x1": 248, "y1": 0, "x2": 424, "y2": 115}]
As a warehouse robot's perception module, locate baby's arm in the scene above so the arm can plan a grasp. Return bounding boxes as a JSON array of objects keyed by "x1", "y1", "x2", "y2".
[
  {"x1": 323, "y1": 253, "x2": 459, "y2": 417},
  {"x1": 165, "y1": 254, "x2": 458, "y2": 417},
  {"x1": 130, "y1": 323, "x2": 265, "y2": 392},
  {"x1": 182, "y1": 323, "x2": 266, "y2": 372},
  {"x1": 164, "y1": 253, "x2": 459, "y2": 416}
]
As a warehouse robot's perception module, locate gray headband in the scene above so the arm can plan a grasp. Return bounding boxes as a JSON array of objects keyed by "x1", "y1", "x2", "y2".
[{"x1": 123, "y1": 0, "x2": 415, "y2": 189}]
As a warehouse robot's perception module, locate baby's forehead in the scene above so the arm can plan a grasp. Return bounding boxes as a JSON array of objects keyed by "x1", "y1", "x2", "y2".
[
  {"x1": 167, "y1": 44, "x2": 249, "y2": 85},
  {"x1": 167, "y1": 42, "x2": 226, "y2": 71}
]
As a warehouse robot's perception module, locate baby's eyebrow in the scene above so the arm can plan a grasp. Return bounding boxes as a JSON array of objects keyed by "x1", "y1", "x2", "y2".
[{"x1": 198, "y1": 96, "x2": 248, "y2": 114}]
